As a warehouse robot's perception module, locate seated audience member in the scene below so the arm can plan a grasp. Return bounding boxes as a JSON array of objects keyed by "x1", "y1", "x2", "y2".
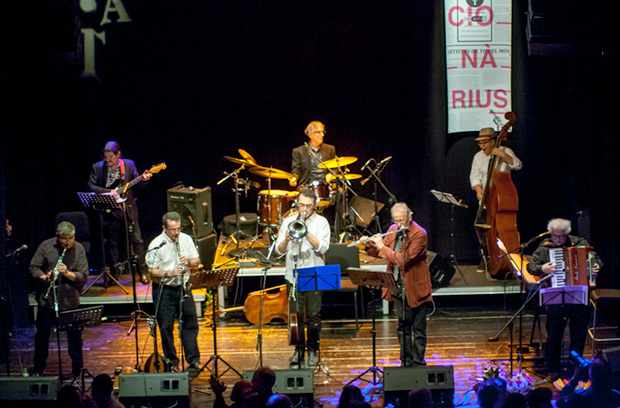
[
  {"x1": 267, "y1": 393, "x2": 294, "y2": 408},
  {"x1": 92, "y1": 373, "x2": 125, "y2": 408},
  {"x1": 251, "y1": 366, "x2": 277, "y2": 407},
  {"x1": 525, "y1": 387, "x2": 552, "y2": 408},
  {"x1": 556, "y1": 355, "x2": 620, "y2": 408},
  {"x1": 408, "y1": 388, "x2": 432, "y2": 408},
  {"x1": 211, "y1": 377, "x2": 257, "y2": 408},
  {"x1": 503, "y1": 392, "x2": 527, "y2": 408},
  {"x1": 476, "y1": 380, "x2": 499, "y2": 408},
  {"x1": 338, "y1": 384, "x2": 366, "y2": 408}
]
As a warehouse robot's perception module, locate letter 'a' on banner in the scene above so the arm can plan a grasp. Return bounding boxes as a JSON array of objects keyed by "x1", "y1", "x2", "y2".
[{"x1": 444, "y1": 0, "x2": 512, "y2": 133}]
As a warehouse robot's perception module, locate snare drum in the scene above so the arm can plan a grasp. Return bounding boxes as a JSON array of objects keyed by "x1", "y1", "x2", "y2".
[
  {"x1": 302, "y1": 180, "x2": 331, "y2": 207},
  {"x1": 257, "y1": 190, "x2": 299, "y2": 226}
]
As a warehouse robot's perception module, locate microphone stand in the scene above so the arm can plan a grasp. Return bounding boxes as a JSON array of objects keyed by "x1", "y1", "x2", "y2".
[{"x1": 360, "y1": 160, "x2": 397, "y2": 233}]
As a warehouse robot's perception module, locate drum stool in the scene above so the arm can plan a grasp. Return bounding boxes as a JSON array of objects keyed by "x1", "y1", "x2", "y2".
[{"x1": 588, "y1": 288, "x2": 620, "y2": 354}]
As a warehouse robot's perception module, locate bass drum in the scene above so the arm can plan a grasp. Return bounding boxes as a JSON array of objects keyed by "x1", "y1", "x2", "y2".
[
  {"x1": 301, "y1": 180, "x2": 331, "y2": 207},
  {"x1": 257, "y1": 190, "x2": 299, "y2": 227}
]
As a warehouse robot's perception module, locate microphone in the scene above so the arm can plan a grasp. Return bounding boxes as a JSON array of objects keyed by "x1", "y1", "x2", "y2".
[
  {"x1": 147, "y1": 241, "x2": 167, "y2": 252},
  {"x1": 304, "y1": 142, "x2": 312, "y2": 156},
  {"x1": 534, "y1": 231, "x2": 550, "y2": 239},
  {"x1": 378, "y1": 156, "x2": 392, "y2": 167},
  {"x1": 361, "y1": 158, "x2": 374, "y2": 171},
  {"x1": 13, "y1": 244, "x2": 28, "y2": 254}
]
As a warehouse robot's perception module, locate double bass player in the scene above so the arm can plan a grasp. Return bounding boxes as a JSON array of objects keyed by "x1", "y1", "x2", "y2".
[{"x1": 470, "y1": 125, "x2": 522, "y2": 274}]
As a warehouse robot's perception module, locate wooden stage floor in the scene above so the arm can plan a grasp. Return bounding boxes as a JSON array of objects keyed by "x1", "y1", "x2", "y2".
[{"x1": 7, "y1": 296, "x2": 594, "y2": 407}]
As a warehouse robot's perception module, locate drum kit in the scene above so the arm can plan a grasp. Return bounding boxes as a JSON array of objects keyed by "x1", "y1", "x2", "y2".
[{"x1": 220, "y1": 149, "x2": 363, "y2": 253}]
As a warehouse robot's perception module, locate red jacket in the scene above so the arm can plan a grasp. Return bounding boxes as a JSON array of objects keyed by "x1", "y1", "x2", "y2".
[{"x1": 366, "y1": 221, "x2": 433, "y2": 308}]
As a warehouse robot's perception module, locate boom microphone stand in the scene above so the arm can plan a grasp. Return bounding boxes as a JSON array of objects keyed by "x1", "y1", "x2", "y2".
[{"x1": 360, "y1": 157, "x2": 397, "y2": 233}]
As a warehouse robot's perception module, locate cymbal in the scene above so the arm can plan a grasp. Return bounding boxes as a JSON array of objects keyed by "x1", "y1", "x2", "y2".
[
  {"x1": 318, "y1": 156, "x2": 358, "y2": 169},
  {"x1": 249, "y1": 166, "x2": 294, "y2": 180},
  {"x1": 238, "y1": 149, "x2": 258, "y2": 166},
  {"x1": 338, "y1": 173, "x2": 362, "y2": 180},
  {"x1": 223, "y1": 156, "x2": 257, "y2": 167}
]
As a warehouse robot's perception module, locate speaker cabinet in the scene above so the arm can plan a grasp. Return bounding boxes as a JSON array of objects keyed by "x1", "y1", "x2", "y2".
[
  {"x1": 167, "y1": 186, "x2": 214, "y2": 238},
  {"x1": 119, "y1": 372, "x2": 189, "y2": 408},
  {"x1": 196, "y1": 233, "x2": 217, "y2": 270},
  {"x1": 383, "y1": 366, "x2": 454, "y2": 408},
  {"x1": 0, "y1": 376, "x2": 59, "y2": 402},
  {"x1": 427, "y1": 251, "x2": 455, "y2": 289}
]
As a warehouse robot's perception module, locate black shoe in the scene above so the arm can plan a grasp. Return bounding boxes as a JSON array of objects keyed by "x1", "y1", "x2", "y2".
[
  {"x1": 308, "y1": 351, "x2": 318, "y2": 367},
  {"x1": 289, "y1": 350, "x2": 303, "y2": 365},
  {"x1": 414, "y1": 360, "x2": 427, "y2": 366},
  {"x1": 187, "y1": 362, "x2": 200, "y2": 371}
]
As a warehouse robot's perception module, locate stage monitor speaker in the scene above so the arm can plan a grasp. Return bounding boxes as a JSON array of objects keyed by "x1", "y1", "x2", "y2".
[
  {"x1": 349, "y1": 195, "x2": 385, "y2": 229},
  {"x1": 427, "y1": 251, "x2": 455, "y2": 289},
  {"x1": 243, "y1": 368, "x2": 313, "y2": 395},
  {"x1": 167, "y1": 186, "x2": 214, "y2": 238},
  {"x1": 196, "y1": 233, "x2": 217, "y2": 270},
  {"x1": 119, "y1": 372, "x2": 189, "y2": 408},
  {"x1": 0, "y1": 376, "x2": 59, "y2": 402},
  {"x1": 383, "y1": 366, "x2": 454, "y2": 408}
]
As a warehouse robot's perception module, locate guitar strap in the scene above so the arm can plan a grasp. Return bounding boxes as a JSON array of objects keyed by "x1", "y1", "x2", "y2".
[{"x1": 119, "y1": 159, "x2": 130, "y2": 195}]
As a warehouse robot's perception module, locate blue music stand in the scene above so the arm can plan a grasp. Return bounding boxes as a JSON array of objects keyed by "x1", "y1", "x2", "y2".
[{"x1": 298, "y1": 264, "x2": 341, "y2": 292}]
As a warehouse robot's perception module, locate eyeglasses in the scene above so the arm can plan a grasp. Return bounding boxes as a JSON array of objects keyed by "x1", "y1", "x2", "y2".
[
  {"x1": 477, "y1": 140, "x2": 491, "y2": 146},
  {"x1": 297, "y1": 203, "x2": 314, "y2": 209},
  {"x1": 311, "y1": 130, "x2": 326, "y2": 134},
  {"x1": 166, "y1": 227, "x2": 182, "y2": 232}
]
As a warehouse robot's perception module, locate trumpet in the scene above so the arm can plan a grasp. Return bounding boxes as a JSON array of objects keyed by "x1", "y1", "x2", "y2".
[
  {"x1": 44, "y1": 247, "x2": 67, "y2": 300},
  {"x1": 347, "y1": 226, "x2": 407, "y2": 247},
  {"x1": 288, "y1": 211, "x2": 307, "y2": 241}
]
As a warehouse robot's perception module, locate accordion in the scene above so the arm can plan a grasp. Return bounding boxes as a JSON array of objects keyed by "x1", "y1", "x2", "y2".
[{"x1": 549, "y1": 246, "x2": 596, "y2": 288}]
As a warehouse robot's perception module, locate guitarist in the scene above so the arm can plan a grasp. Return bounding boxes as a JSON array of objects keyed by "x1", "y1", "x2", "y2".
[{"x1": 87, "y1": 141, "x2": 152, "y2": 284}]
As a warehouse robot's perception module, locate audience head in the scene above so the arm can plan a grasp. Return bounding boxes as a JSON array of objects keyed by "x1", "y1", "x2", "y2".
[
  {"x1": 525, "y1": 387, "x2": 552, "y2": 408},
  {"x1": 590, "y1": 355, "x2": 613, "y2": 389},
  {"x1": 407, "y1": 388, "x2": 432, "y2": 408},
  {"x1": 266, "y1": 393, "x2": 294, "y2": 408},
  {"x1": 91, "y1": 373, "x2": 114, "y2": 402},
  {"x1": 503, "y1": 392, "x2": 527, "y2": 408},
  {"x1": 56, "y1": 385, "x2": 83, "y2": 408},
  {"x1": 251, "y1": 366, "x2": 276, "y2": 394},
  {"x1": 230, "y1": 380, "x2": 256, "y2": 403},
  {"x1": 476, "y1": 380, "x2": 499, "y2": 408},
  {"x1": 338, "y1": 384, "x2": 365, "y2": 408}
]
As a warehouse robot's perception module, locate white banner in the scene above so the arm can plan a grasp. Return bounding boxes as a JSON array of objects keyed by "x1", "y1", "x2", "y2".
[{"x1": 444, "y1": 0, "x2": 512, "y2": 133}]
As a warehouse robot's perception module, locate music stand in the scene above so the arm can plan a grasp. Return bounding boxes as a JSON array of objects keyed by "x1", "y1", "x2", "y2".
[
  {"x1": 430, "y1": 189, "x2": 469, "y2": 285},
  {"x1": 191, "y1": 268, "x2": 242, "y2": 379},
  {"x1": 60, "y1": 306, "x2": 103, "y2": 392},
  {"x1": 77, "y1": 192, "x2": 129, "y2": 295},
  {"x1": 346, "y1": 269, "x2": 396, "y2": 388},
  {"x1": 298, "y1": 265, "x2": 341, "y2": 292}
]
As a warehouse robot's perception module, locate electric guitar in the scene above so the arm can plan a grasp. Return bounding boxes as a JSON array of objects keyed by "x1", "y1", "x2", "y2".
[{"x1": 114, "y1": 163, "x2": 166, "y2": 203}]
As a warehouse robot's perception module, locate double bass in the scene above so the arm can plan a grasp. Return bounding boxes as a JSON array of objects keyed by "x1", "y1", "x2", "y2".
[{"x1": 474, "y1": 112, "x2": 520, "y2": 278}]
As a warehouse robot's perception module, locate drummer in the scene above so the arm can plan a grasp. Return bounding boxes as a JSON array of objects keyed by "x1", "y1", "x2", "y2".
[{"x1": 289, "y1": 121, "x2": 337, "y2": 188}]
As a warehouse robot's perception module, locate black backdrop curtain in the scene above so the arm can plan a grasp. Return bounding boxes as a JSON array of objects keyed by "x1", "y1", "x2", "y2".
[{"x1": 3, "y1": 1, "x2": 620, "y2": 326}]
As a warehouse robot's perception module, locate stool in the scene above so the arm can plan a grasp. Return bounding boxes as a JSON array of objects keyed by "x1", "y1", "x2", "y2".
[{"x1": 588, "y1": 288, "x2": 620, "y2": 353}]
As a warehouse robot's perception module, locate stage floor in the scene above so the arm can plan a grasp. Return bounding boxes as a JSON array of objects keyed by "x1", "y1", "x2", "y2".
[{"x1": 6, "y1": 302, "x2": 599, "y2": 407}]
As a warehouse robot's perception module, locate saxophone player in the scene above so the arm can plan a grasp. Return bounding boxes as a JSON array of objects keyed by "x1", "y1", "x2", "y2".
[
  {"x1": 29, "y1": 221, "x2": 88, "y2": 377},
  {"x1": 276, "y1": 188, "x2": 331, "y2": 367}
]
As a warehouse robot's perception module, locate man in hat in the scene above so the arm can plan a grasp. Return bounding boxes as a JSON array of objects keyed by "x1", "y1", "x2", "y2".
[
  {"x1": 470, "y1": 127, "x2": 522, "y2": 273},
  {"x1": 469, "y1": 127, "x2": 522, "y2": 202}
]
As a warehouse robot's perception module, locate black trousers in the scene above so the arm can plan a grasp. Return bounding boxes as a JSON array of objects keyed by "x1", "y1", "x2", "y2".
[
  {"x1": 393, "y1": 289, "x2": 429, "y2": 366},
  {"x1": 152, "y1": 283, "x2": 200, "y2": 367},
  {"x1": 544, "y1": 303, "x2": 589, "y2": 373},
  {"x1": 287, "y1": 282, "x2": 322, "y2": 354},
  {"x1": 34, "y1": 307, "x2": 83, "y2": 375}
]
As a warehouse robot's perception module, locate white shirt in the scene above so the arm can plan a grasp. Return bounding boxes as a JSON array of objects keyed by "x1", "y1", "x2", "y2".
[
  {"x1": 146, "y1": 231, "x2": 199, "y2": 286},
  {"x1": 469, "y1": 146, "x2": 522, "y2": 189},
  {"x1": 275, "y1": 212, "x2": 331, "y2": 284}
]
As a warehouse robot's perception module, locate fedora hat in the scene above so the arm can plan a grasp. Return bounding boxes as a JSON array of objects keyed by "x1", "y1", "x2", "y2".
[{"x1": 475, "y1": 127, "x2": 495, "y2": 141}]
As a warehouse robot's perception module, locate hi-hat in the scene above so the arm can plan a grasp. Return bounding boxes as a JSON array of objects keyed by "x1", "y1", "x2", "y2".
[
  {"x1": 318, "y1": 156, "x2": 358, "y2": 169},
  {"x1": 224, "y1": 156, "x2": 257, "y2": 167},
  {"x1": 249, "y1": 166, "x2": 294, "y2": 180},
  {"x1": 238, "y1": 149, "x2": 258, "y2": 166}
]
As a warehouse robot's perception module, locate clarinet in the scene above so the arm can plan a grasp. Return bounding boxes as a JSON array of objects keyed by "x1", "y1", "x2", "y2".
[
  {"x1": 44, "y1": 247, "x2": 67, "y2": 300},
  {"x1": 175, "y1": 240, "x2": 190, "y2": 299}
]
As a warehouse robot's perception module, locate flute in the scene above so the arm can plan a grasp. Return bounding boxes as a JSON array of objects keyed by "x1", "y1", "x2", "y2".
[{"x1": 347, "y1": 227, "x2": 407, "y2": 247}]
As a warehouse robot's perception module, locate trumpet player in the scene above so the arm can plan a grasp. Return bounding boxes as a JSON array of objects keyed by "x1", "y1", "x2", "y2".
[
  {"x1": 362, "y1": 203, "x2": 433, "y2": 367},
  {"x1": 29, "y1": 221, "x2": 88, "y2": 377},
  {"x1": 276, "y1": 188, "x2": 331, "y2": 367},
  {"x1": 146, "y1": 211, "x2": 201, "y2": 372}
]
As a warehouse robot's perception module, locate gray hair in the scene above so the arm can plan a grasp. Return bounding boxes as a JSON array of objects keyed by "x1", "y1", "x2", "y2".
[
  {"x1": 298, "y1": 188, "x2": 317, "y2": 204},
  {"x1": 304, "y1": 121, "x2": 325, "y2": 136},
  {"x1": 56, "y1": 221, "x2": 76, "y2": 236},
  {"x1": 547, "y1": 218, "x2": 571, "y2": 234},
  {"x1": 162, "y1": 211, "x2": 181, "y2": 226},
  {"x1": 391, "y1": 202, "x2": 412, "y2": 219}
]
